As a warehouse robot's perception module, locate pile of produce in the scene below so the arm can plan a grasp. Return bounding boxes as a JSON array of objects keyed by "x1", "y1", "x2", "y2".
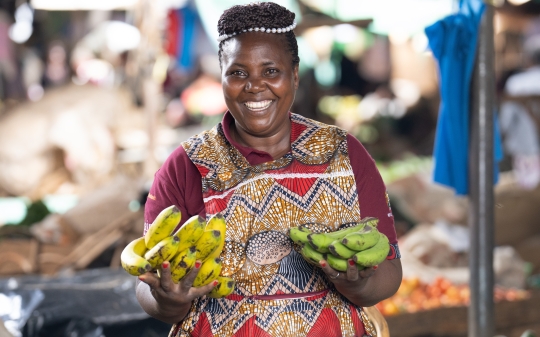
[
  {"x1": 120, "y1": 205, "x2": 234, "y2": 298},
  {"x1": 376, "y1": 277, "x2": 531, "y2": 316},
  {"x1": 289, "y1": 217, "x2": 390, "y2": 271}
]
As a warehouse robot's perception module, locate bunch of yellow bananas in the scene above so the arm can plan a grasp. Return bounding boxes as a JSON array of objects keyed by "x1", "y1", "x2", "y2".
[
  {"x1": 120, "y1": 205, "x2": 235, "y2": 298},
  {"x1": 289, "y1": 217, "x2": 390, "y2": 272}
]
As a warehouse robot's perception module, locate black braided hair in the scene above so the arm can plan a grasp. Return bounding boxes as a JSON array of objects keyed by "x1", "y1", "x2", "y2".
[{"x1": 217, "y1": 2, "x2": 300, "y2": 68}]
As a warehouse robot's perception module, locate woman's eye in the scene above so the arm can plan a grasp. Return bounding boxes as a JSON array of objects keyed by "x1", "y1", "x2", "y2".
[
  {"x1": 231, "y1": 70, "x2": 245, "y2": 76},
  {"x1": 266, "y1": 68, "x2": 278, "y2": 75}
]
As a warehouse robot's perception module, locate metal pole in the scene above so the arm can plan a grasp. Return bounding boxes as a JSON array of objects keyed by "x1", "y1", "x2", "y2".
[{"x1": 469, "y1": 4, "x2": 495, "y2": 337}]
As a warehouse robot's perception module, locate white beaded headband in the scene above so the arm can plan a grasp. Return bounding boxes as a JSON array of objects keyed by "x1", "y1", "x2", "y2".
[{"x1": 217, "y1": 21, "x2": 297, "y2": 42}]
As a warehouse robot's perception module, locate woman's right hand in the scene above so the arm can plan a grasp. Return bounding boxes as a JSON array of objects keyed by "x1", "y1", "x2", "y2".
[{"x1": 138, "y1": 260, "x2": 217, "y2": 320}]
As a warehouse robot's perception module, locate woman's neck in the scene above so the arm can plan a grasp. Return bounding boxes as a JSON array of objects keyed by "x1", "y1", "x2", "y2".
[{"x1": 230, "y1": 121, "x2": 291, "y2": 159}]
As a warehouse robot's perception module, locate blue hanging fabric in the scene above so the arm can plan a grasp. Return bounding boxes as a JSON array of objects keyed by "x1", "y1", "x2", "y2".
[
  {"x1": 175, "y1": 5, "x2": 198, "y2": 72},
  {"x1": 425, "y1": 0, "x2": 503, "y2": 195}
]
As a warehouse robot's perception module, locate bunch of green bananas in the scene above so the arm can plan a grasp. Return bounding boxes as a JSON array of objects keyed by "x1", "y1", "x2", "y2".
[
  {"x1": 120, "y1": 205, "x2": 235, "y2": 298},
  {"x1": 288, "y1": 217, "x2": 390, "y2": 272}
]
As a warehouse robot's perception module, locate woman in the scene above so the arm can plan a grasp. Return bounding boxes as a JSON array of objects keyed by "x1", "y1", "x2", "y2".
[{"x1": 137, "y1": 2, "x2": 402, "y2": 336}]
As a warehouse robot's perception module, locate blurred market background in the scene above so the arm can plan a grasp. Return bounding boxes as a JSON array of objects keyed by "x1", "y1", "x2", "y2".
[{"x1": 0, "y1": 0, "x2": 539, "y2": 336}]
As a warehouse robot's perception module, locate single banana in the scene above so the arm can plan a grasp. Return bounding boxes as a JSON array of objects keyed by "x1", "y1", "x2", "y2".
[
  {"x1": 326, "y1": 253, "x2": 349, "y2": 272},
  {"x1": 204, "y1": 214, "x2": 227, "y2": 261},
  {"x1": 306, "y1": 236, "x2": 331, "y2": 253},
  {"x1": 144, "y1": 235, "x2": 180, "y2": 269},
  {"x1": 194, "y1": 230, "x2": 222, "y2": 261},
  {"x1": 341, "y1": 225, "x2": 380, "y2": 251},
  {"x1": 170, "y1": 246, "x2": 197, "y2": 283},
  {"x1": 173, "y1": 215, "x2": 206, "y2": 252},
  {"x1": 121, "y1": 237, "x2": 152, "y2": 276},
  {"x1": 193, "y1": 257, "x2": 222, "y2": 287},
  {"x1": 300, "y1": 244, "x2": 325, "y2": 266},
  {"x1": 328, "y1": 240, "x2": 357, "y2": 259},
  {"x1": 205, "y1": 213, "x2": 226, "y2": 233},
  {"x1": 208, "y1": 276, "x2": 236, "y2": 298},
  {"x1": 307, "y1": 222, "x2": 367, "y2": 253},
  {"x1": 288, "y1": 226, "x2": 312, "y2": 245},
  {"x1": 145, "y1": 205, "x2": 182, "y2": 249},
  {"x1": 352, "y1": 233, "x2": 390, "y2": 267},
  {"x1": 328, "y1": 221, "x2": 370, "y2": 239}
]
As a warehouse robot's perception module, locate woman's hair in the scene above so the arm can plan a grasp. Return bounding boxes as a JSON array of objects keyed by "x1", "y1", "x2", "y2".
[{"x1": 217, "y1": 2, "x2": 300, "y2": 68}]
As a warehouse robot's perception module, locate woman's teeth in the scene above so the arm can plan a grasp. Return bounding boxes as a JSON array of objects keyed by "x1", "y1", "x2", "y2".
[{"x1": 244, "y1": 100, "x2": 273, "y2": 111}]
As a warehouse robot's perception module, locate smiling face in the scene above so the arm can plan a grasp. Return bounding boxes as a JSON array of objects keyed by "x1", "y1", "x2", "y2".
[{"x1": 220, "y1": 33, "x2": 299, "y2": 140}]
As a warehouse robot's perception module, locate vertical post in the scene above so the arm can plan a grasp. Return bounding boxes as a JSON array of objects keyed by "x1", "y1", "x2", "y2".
[{"x1": 469, "y1": 4, "x2": 495, "y2": 337}]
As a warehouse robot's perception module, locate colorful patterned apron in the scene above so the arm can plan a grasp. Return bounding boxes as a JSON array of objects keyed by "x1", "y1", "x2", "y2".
[{"x1": 170, "y1": 114, "x2": 376, "y2": 337}]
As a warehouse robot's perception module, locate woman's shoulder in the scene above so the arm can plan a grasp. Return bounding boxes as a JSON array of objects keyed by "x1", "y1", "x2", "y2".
[
  {"x1": 290, "y1": 113, "x2": 349, "y2": 148},
  {"x1": 290, "y1": 113, "x2": 370, "y2": 151},
  {"x1": 158, "y1": 143, "x2": 199, "y2": 180},
  {"x1": 290, "y1": 113, "x2": 347, "y2": 134},
  {"x1": 181, "y1": 123, "x2": 226, "y2": 155},
  {"x1": 345, "y1": 133, "x2": 376, "y2": 166}
]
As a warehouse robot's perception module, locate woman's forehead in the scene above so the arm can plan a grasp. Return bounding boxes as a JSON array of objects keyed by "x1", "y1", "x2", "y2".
[{"x1": 221, "y1": 33, "x2": 291, "y2": 65}]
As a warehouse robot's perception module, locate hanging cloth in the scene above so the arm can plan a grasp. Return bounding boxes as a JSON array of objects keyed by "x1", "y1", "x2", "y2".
[
  {"x1": 164, "y1": 6, "x2": 199, "y2": 73},
  {"x1": 425, "y1": 0, "x2": 503, "y2": 195},
  {"x1": 165, "y1": 9, "x2": 179, "y2": 57},
  {"x1": 175, "y1": 6, "x2": 198, "y2": 72}
]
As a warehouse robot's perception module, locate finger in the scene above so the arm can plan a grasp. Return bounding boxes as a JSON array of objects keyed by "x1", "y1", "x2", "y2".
[
  {"x1": 319, "y1": 260, "x2": 340, "y2": 280},
  {"x1": 138, "y1": 271, "x2": 161, "y2": 289},
  {"x1": 159, "y1": 261, "x2": 174, "y2": 292},
  {"x1": 180, "y1": 260, "x2": 202, "y2": 290},
  {"x1": 346, "y1": 259, "x2": 359, "y2": 281},
  {"x1": 358, "y1": 265, "x2": 378, "y2": 279},
  {"x1": 190, "y1": 279, "x2": 218, "y2": 298}
]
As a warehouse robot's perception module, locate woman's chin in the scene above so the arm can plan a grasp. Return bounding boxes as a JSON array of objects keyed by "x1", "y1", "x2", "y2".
[{"x1": 244, "y1": 124, "x2": 275, "y2": 137}]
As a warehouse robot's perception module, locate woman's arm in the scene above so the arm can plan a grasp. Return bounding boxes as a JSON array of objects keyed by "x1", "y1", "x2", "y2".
[
  {"x1": 338, "y1": 134, "x2": 402, "y2": 306},
  {"x1": 319, "y1": 258, "x2": 402, "y2": 307},
  {"x1": 138, "y1": 146, "x2": 210, "y2": 324}
]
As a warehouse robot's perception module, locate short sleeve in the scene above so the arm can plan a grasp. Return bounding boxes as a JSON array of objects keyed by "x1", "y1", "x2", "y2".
[
  {"x1": 143, "y1": 146, "x2": 206, "y2": 235},
  {"x1": 347, "y1": 134, "x2": 401, "y2": 260}
]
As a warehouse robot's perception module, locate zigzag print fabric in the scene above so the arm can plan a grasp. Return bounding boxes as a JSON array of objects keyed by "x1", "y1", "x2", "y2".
[{"x1": 171, "y1": 114, "x2": 376, "y2": 337}]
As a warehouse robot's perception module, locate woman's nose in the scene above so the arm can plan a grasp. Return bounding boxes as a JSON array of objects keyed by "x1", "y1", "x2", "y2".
[{"x1": 245, "y1": 77, "x2": 265, "y2": 93}]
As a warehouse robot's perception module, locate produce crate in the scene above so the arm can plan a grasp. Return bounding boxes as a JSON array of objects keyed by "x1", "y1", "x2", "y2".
[{"x1": 386, "y1": 291, "x2": 540, "y2": 337}]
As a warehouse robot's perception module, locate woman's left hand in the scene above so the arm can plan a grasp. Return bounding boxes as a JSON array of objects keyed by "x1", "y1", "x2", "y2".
[
  {"x1": 319, "y1": 259, "x2": 377, "y2": 285},
  {"x1": 317, "y1": 258, "x2": 402, "y2": 307}
]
